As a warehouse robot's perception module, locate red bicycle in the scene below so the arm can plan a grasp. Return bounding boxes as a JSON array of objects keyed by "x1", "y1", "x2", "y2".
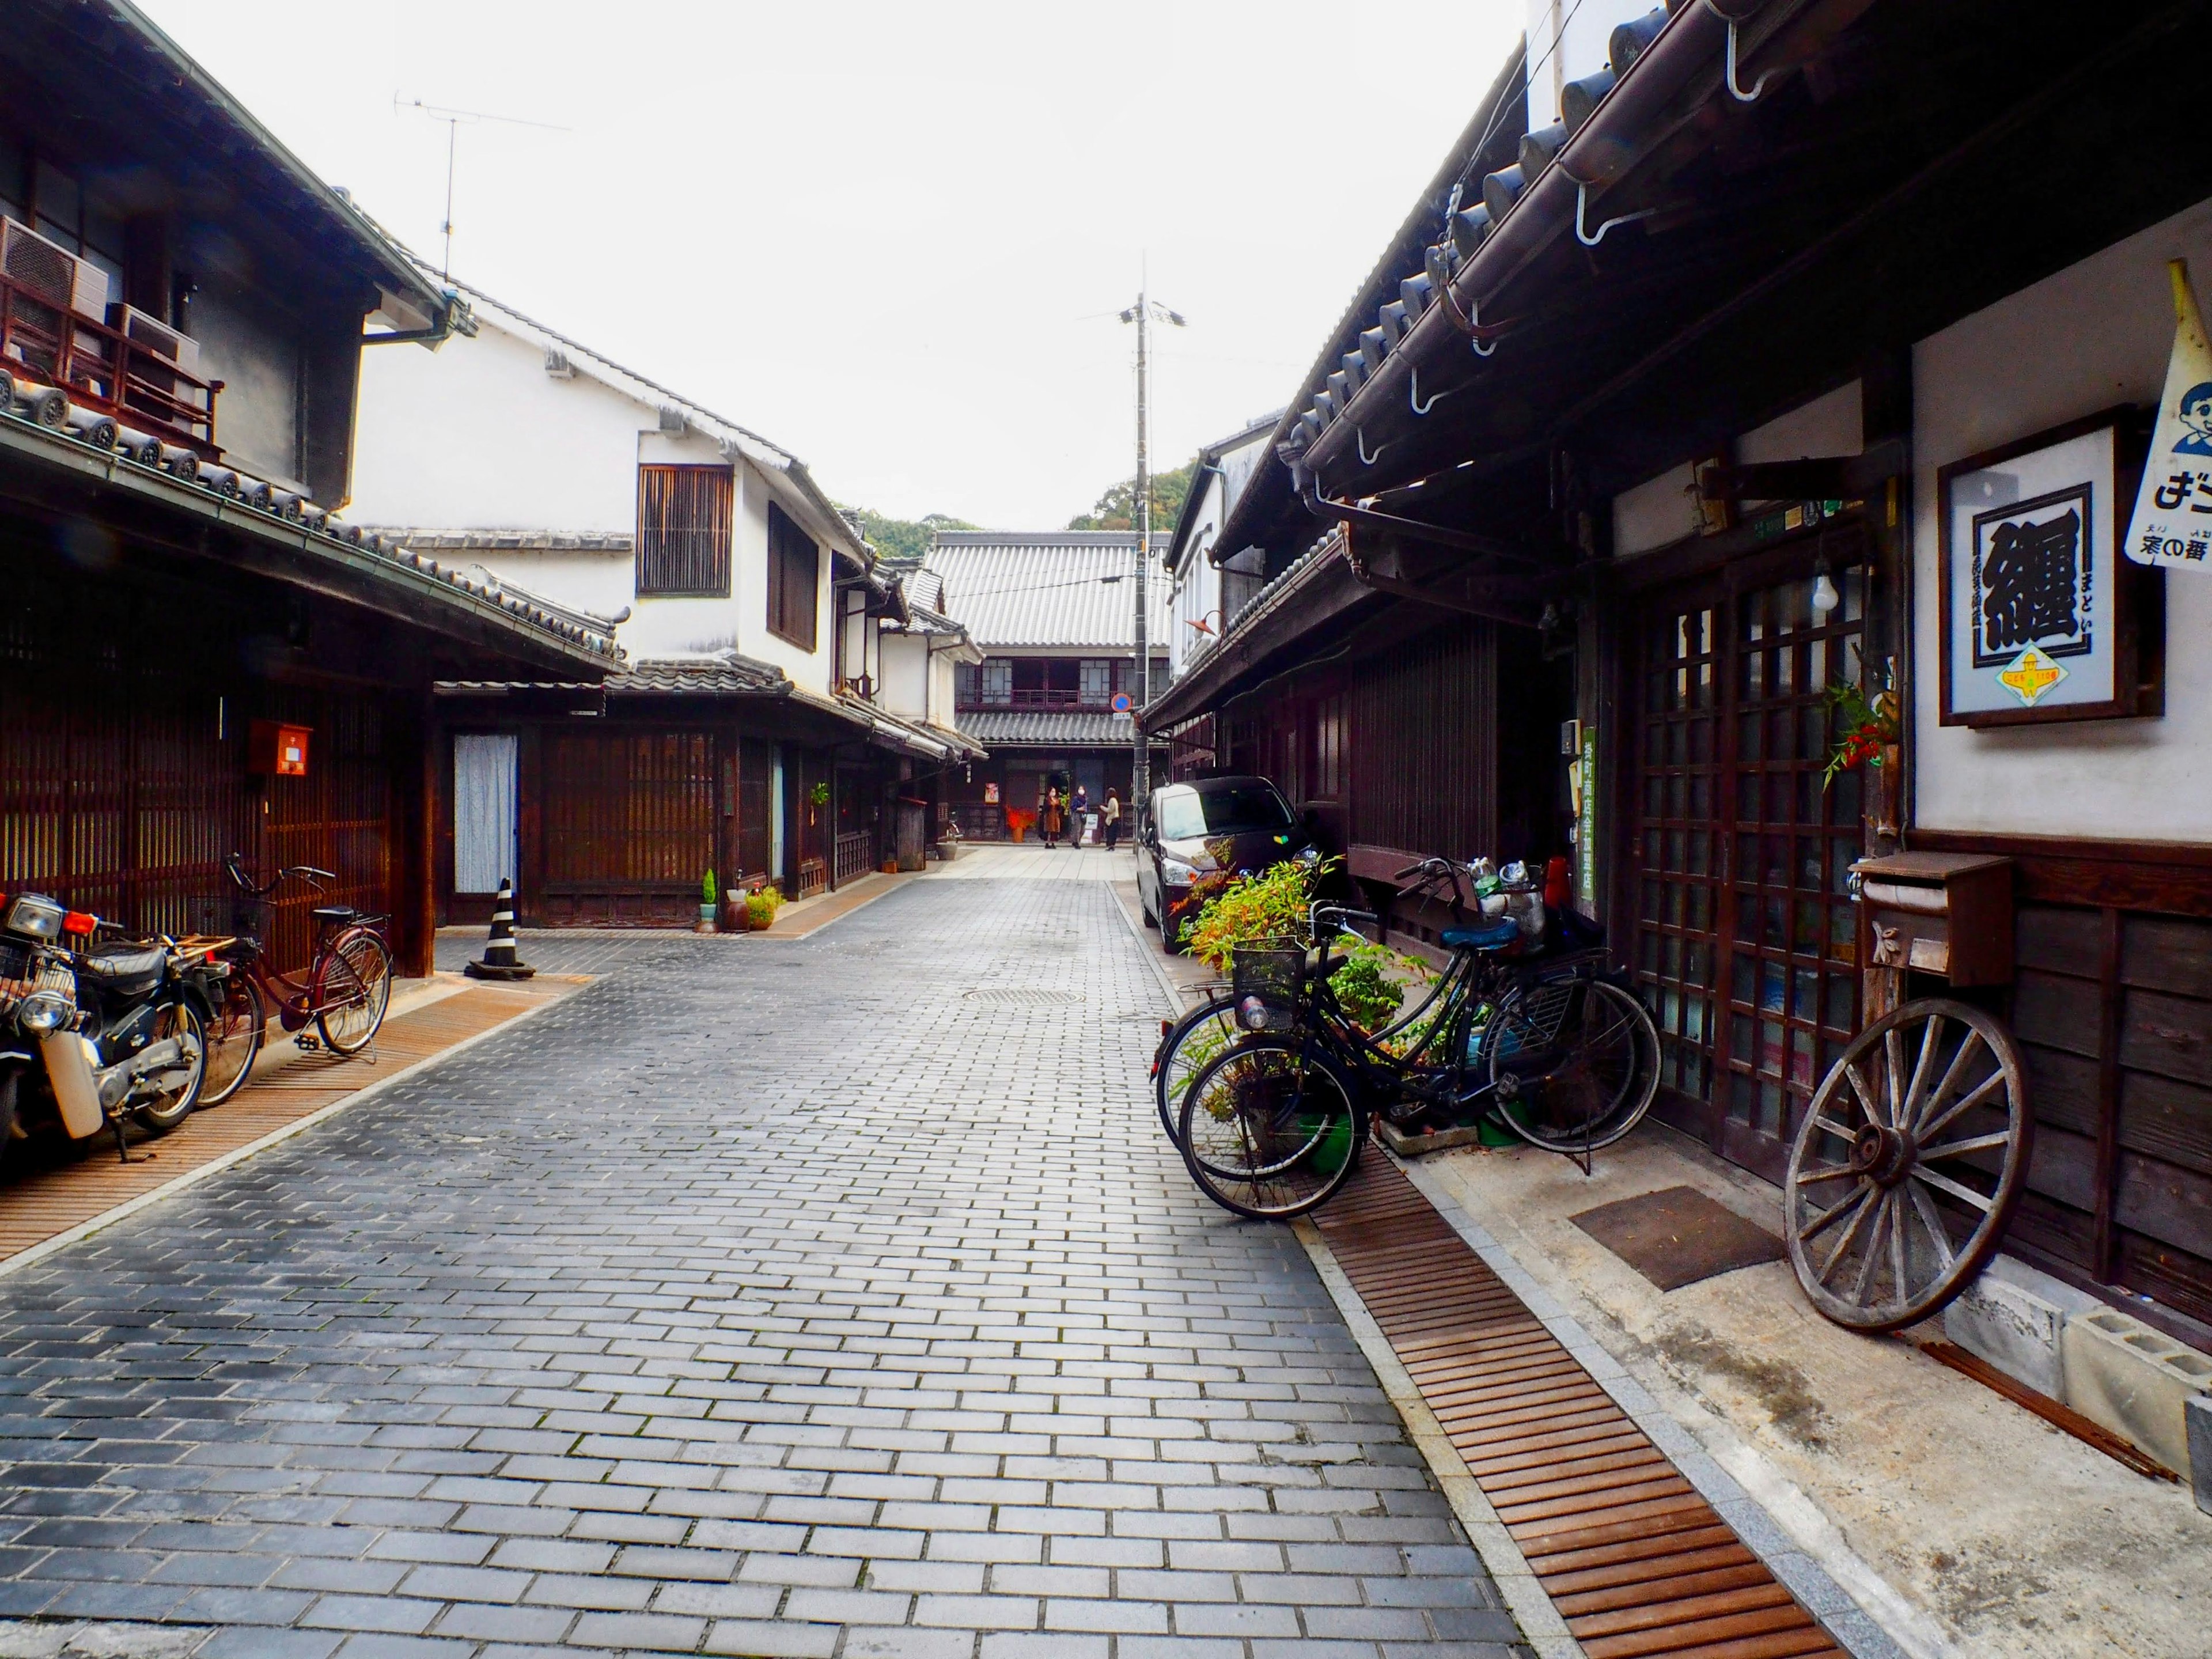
[{"x1": 195, "y1": 855, "x2": 394, "y2": 1105}]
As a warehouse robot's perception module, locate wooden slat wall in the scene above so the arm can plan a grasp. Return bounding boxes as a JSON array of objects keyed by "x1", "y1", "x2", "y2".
[
  {"x1": 544, "y1": 730, "x2": 715, "y2": 888},
  {"x1": 1914, "y1": 830, "x2": 2212, "y2": 1337},
  {"x1": 1346, "y1": 621, "x2": 1496, "y2": 862},
  {"x1": 0, "y1": 566, "x2": 390, "y2": 977}
]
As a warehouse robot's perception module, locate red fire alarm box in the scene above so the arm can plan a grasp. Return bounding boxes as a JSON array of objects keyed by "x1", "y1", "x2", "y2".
[{"x1": 248, "y1": 719, "x2": 311, "y2": 777}]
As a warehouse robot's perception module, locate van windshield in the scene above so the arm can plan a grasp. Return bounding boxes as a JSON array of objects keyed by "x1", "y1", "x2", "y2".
[{"x1": 1157, "y1": 784, "x2": 1295, "y2": 842}]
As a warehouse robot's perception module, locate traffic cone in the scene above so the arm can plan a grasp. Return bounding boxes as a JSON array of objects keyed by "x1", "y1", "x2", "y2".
[{"x1": 464, "y1": 878, "x2": 535, "y2": 980}]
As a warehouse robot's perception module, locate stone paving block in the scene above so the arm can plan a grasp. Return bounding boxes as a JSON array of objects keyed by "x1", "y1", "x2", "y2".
[{"x1": 0, "y1": 883, "x2": 1518, "y2": 1656}]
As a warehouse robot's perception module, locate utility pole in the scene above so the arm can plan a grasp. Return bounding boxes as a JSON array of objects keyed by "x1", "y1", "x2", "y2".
[{"x1": 1120, "y1": 286, "x2": 1184, "y2": 832}]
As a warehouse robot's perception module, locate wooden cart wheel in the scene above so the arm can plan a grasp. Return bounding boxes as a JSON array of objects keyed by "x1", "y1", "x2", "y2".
[{"x1": 1785, "y1": 998, "x2": 2031, "y2": 1333}]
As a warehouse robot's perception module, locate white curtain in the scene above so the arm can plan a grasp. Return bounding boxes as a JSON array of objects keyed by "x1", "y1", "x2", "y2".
[
  {"x1": 770, "y1": 752, "x2": 786, "y2": 881},
  {"x1": 453, "y1": 734, "x2": 518, "y2": 895}
]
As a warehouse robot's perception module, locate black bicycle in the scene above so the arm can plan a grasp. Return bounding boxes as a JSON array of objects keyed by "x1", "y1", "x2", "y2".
[{"x1": 1171, "y1": 857, "x2": 1659, "y2": 1221}]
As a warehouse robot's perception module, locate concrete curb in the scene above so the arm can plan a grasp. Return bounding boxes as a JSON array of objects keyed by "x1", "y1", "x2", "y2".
[
  {"x1": 1400, "y1": 1153, "x2": 1953, "y2": 1659},
  {"x1": 0, "y1": 988, "x2": 575, "y2": 1282},
  {"x1": 1291, "y1": 1213, "x2": 1584, "y2": 1659}
]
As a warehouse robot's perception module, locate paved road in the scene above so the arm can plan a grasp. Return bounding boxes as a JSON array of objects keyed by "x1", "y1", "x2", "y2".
[{"x1": 0, "y1": 877, "x2": 1522, "y2": 1659}]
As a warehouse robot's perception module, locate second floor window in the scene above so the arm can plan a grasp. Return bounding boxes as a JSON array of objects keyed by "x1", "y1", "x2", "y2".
[
  {"x1": 1080, "y1": 660, "x2": 1113, "y2": 703},
  {"x1": 637, "y1": 465, "x2": 733, "y2": 596},
  {"x1": 981, "y1": 660, "x2": 1012, "y2": 703},
  {"x1": 767, "y1": 501, "x2": 820, "y2": 649}
]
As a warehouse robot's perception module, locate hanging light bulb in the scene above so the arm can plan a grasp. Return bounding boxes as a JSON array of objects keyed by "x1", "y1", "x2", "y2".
[{"x1": 1811, "y1": 558, "x2": 1840, "y2": 616}]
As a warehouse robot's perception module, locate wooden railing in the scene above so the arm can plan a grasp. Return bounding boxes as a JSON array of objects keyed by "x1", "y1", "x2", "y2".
[
  {"x1": 0, "y1": 272, "x2": 219, "y2": 456},
  {"x1": 959, "y1": 687, "x2": 1123, "y2": 710},
  {"x1": 833, "y1": 830, "x2": 874, "y2": 888}
]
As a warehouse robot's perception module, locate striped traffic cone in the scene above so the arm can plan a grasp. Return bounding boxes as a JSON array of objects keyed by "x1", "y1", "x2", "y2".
[{"x1": 464, "y1": 878, "x2": 535, "y2": 981}]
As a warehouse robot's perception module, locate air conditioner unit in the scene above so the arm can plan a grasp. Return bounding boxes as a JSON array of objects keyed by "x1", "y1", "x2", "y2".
[
  {"x1": 110, "y1": 304, "x2": 200, "y2": 376},
  {"x1": 0, "y1": 219, "x2": 108, "y2": 320}
]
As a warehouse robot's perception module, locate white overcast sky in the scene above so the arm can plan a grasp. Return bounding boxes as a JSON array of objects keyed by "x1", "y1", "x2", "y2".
[{"x1": 137, "y1": 2, "x2": 1522, "y2": 528}]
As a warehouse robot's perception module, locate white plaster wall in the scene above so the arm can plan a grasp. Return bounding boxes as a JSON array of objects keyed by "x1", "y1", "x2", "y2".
[
  {"x1": 1738, "y1": 380, "x2": 1861, "y2": 465},
  {"x1": 353, "y1": 323, "x2": 639, "y2": 533},
  {"x1": 1612, "y1": 461, "x2": 1700, "y2": 557},
  {"x1": 878, "y1": 632, "x2": 929, "y2": 723},
  {"x1": 1170, "y1": 467, "x2": 1226, "y2": 680},
  {"x1": 732, "y1": 456, "x2": 833, "y2": 691},
  {"x1": 1911, "y1": 195, "x2": 2212, "y2": 842}
]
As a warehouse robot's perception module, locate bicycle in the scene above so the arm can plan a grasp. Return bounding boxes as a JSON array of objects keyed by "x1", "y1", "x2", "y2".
[
  {"x1": 1173, "y1": 856, "x2": 1660, "y2": 1221},
  {"x1": 196, "y1": 855, "x2": 395, "y2": 1105}
]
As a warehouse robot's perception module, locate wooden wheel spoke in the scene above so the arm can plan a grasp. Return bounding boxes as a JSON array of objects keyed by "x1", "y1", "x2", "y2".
[
  {"x1": 1912, "y1": 1027, "x2": 1986, "y2": 1135},
  {"x1": 1816, "y1": 1184, "x2": 1876, "y2": 1280},
  {"x1": 1843, "y1": 1061, "x2": 1883, "y2": 1128},
  {"x1": 1913, "y1": 1164, "x2": 1994, "y2": 1213},
  {"x1": 1888, "y1": 1184, "x2": 1910, "y2": 1301},
  {"x1": 1904, "y1": 1176, "x2": 1956, "y2": 1272},
  {"x1": 1852, "y1": 1191, "x2": 1892, "y2": 1303},
  {"x1": 1809, "y1": 1115, "x2": 1857, "y2": 1143},
  {"x1": 1916, "y1": 1130, "x2": 2014, "y2": 1162},
  {"x1": 1794, "y1": 1163, "x2": 1858, "y2": 1185},
  {"x1": 1883, "y1": 1029, "x2": 1906, "y2": 1127},
  {"x1": 1917, "y1": 1071, "x2": 2009, "y2": 1145},
  {"x1": 1799, "y1": 1181, "x2": 1870, "y2": 1243},
  {"x1": 1902, "y1": 1013, "x2": 1944, "y2": 1127}
]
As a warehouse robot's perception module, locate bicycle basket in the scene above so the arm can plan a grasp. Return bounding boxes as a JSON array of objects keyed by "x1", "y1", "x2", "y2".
[
  {"x1": 1230, "y1": 942, "x2": 1305, "y2": 1033},
  {"x1": 230, "y1": 894, "x2": 273, "y2": 942}
]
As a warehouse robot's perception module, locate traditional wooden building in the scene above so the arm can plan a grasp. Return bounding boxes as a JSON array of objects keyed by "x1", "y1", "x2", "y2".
[
  {"x1": 1147, "y1": 0, "x2": 2212, "y2": 1346},
  {"x1": 0, "y1": 1, "x2": 616, "y2": 979},
  {"x1": 351, "y1": 282, "x2": 976, "y2": 925},
  {"x1": 924, "y1": 532, "x2": 1169, "y2": 840}
]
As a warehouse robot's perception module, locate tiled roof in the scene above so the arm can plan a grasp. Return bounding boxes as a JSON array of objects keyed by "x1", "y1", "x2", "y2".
[
  {"x1": 924, "y1": 533, "x2": 1172, "y2": 650},
  {"x1": 371, "y1": 528, "x2": 633, "y2": 554},
  {"x1": 956, "y1": 709, "x2": 1146, "y2": 748},
  {"x1": 611, "y1": 655, "x2": 786, "y2": 695},
  {"x1": 0, "y1": 403, "x2": 619, "y2": 664}
]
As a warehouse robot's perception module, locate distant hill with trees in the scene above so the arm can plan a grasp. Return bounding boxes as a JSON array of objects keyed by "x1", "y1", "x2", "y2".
[
  {"x1": 1067, "y1": 458, "x2": 1197, "y2": 532},
  {"x1": 838, "y1": 506, "x2": 979, "y2": 563}
]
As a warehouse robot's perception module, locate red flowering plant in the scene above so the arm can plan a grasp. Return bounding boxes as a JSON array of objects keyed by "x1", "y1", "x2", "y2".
[{"x1": 1821, "y1": 681, "x2": 1900, "y2": 788}]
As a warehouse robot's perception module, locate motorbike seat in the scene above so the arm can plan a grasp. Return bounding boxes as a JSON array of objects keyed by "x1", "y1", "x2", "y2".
[
  {"x1": 78, "y1": 944, "x2": 168, "y2": 997},
  {"x1": 311, "y1": 906, "x2": 358, "y2": 929}
]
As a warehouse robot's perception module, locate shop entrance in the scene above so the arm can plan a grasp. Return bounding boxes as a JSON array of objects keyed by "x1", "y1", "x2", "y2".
[{"x1": 1626, "y1": 531, "x2": 1870, "y2": 1183}]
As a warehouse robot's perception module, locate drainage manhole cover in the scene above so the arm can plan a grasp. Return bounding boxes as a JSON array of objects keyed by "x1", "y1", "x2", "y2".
[{"x1": 963, "y1": 987, "x2": 1084, "y2": 1006}]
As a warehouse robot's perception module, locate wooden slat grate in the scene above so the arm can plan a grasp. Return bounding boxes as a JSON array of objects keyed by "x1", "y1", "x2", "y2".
[
  {"x1": 1314, "y1": 1159, "x2": 1849, "y2": 1659},
  {"x1": 0, "y1": 982, "x2": 564, "y2": 1264}
]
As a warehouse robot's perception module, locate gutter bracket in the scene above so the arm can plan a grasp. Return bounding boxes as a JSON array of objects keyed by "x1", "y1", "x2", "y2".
[
  {"x1": 1435, "y1": 284, "x2": 1503, "y2": 359},
  {"x1": 1409, "y1": 365, "x2": 1451, "y2": 416},
  {"x1": 1355, "y1": 427, "x2": 1388, "y2": 466},
  {"x1": 1705, "y1": 0, "x2": 1781, "y2": 102},
  {"x1": 1574, "y1": 179, "x2": 1658, "y2": 248}
]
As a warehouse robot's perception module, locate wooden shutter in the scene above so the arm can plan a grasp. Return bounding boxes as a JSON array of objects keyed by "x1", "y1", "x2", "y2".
[{"x1": 767, "y1": 502, "x2": 819, "y2": 649}]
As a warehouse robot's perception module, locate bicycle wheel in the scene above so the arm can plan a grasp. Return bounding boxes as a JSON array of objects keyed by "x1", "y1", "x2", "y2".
[
  {"x1": 1488, "y1": 978, "x2": 1658, "y2": 1154},
  {"x1": 315, "y1": 930, "x2": 393, "y2": 1056},
  {"x1": 198, "y1": 974, "x2": 264, "y2": 1106},
  {"x1": 1154, "y1": 993, "x2": 1241, "y2": 1142},
  {"x1": 1178, "y1": 1037, "x2": 1363, "y2": 1221},
  {"x1": 131, "y1": 998, "x2": 207, "y2": 1137}
]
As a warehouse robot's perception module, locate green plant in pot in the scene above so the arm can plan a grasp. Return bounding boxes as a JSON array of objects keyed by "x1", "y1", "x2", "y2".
[
  {"x1": 744, "y1": 885, "x2": 783, "y2": 930},
  {"x1": 699, "y1": 869, "x2": 718, "y2": 933}
]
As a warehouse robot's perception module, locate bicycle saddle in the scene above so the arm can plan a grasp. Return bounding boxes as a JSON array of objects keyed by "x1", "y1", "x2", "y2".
[
  {"x1": 1441, "y1": 918, "x2": 1520, "y2": 952},
  {"x1": 310, "y1": 906, "x2": 358, "y2": 927}
]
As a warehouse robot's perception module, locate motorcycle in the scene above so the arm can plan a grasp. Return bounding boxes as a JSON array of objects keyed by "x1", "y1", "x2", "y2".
[{"x1": 0, "y1": 891, "x2": 210, "y2": 1163}]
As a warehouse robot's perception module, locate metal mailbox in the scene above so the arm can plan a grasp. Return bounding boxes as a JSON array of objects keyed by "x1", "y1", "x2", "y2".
[{"x1": 1851, "y1": 851, "x2": 2013, "y2": 986}]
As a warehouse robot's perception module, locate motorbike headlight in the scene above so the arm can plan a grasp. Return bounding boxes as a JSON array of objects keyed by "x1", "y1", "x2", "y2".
[
  {"x1": 18, "y1": 991, "x2": 73, "y2": 1033},
  {"x1": 3, "y1": 894, "x2": 64, "y2": 942}
]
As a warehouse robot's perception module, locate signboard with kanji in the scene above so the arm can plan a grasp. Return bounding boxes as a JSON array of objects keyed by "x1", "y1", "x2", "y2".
[{"x1": 1938, "y1": 412, "x2": 2161, "y2": 729}]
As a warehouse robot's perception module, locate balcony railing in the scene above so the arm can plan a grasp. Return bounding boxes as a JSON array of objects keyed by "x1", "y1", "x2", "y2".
[
  {"x1": 960, "y1": 687, "x2": 1123, "y2": 710},
  {"x1": 0, "y1": 274, "x2": 220, "y2": 457}
]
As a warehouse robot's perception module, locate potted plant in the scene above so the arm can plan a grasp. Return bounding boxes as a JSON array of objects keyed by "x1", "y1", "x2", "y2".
[
  {"x1": 1005, "y1": 806, "x2": 1035, "y2": 843},
  {"x1": 743, "y1": 885, "x2": 783, "y2": 931},
  {"x1": 698, "y1": 869, "x2": 718, "y2": 933}
]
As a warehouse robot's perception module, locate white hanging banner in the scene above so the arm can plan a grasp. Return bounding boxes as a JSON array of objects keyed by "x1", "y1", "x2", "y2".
[{"x1": 2125, "y1": 257, "x2": 2212, "y2": 573}]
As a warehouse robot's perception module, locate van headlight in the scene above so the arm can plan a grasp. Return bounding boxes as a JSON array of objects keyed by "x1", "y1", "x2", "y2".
[{"x1": 18, "y1": 991, "x2": 73, "y2": 1033}]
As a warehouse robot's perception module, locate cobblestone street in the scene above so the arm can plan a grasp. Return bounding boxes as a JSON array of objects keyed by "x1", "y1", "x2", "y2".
[{"x1": 0, "y1": 874, "x2": 1522, "y2": 1659}]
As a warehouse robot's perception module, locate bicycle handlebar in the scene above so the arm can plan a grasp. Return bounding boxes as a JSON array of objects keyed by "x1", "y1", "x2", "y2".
[{"x1": 225, "y1": 854, "x2": 336, "y2": 897}]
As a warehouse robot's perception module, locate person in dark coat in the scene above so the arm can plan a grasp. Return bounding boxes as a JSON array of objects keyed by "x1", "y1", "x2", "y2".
[
  {"x1": 1041, "y1": 787, "x2": 1064, "y2": 848},
  {"x1": 1071, "y1": 785, "x2": 1091, "y2": 846}
]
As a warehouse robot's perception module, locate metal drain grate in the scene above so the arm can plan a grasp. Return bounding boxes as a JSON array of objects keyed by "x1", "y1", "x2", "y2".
[
  {"x1": 1314, "y1": 1161, "x2": 1849, "y2": 1659},
  {"x1": 961, "y1": 987, "x2": 1084, "y2": 1006}
]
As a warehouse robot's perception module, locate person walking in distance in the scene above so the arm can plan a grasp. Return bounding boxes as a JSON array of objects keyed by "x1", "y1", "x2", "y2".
[{"x1": 1103, "y1": 789, "x2": 1122, "y2": 851}]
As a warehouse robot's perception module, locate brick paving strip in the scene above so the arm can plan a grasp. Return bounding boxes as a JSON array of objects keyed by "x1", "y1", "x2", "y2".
[
  {"x1": 1307, "y1": 1161, "x2": 1858, "y2": 1659},
  {"x1": 0, "y1": 981, "x2": 579, "y2": 1272},
  {"x1": 0, "y1": 880, "x2": 1533, "y2": 1658}
]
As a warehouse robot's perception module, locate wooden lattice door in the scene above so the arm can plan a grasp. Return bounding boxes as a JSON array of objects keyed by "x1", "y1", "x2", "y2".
[{"x1": 1629, "y1": 536, "x2": 1870, "y2": 1183}]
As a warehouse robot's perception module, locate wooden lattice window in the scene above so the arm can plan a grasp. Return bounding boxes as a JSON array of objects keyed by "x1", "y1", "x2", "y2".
[
  {"x1": 637, "y1": 465, "x2": 733, "y2": 596},
  {"x1": 766, "y1": 501, "x2": 819, "y2": 649}
]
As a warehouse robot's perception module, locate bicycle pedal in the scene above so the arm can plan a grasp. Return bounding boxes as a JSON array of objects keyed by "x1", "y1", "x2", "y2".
[{"x1": 294, "y1": 1033, "x2": 322, "y2": 1052}]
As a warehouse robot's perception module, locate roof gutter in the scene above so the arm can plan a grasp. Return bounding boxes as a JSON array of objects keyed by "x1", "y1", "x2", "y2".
[{"x1": 1302, "y1": 0, "x2": 1826, "y2": 482}]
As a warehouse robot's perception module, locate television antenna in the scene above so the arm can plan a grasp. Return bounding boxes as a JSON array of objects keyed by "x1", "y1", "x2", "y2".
[{"x1": 394, "y1": 96, "x2": 571, "y2": 277}]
